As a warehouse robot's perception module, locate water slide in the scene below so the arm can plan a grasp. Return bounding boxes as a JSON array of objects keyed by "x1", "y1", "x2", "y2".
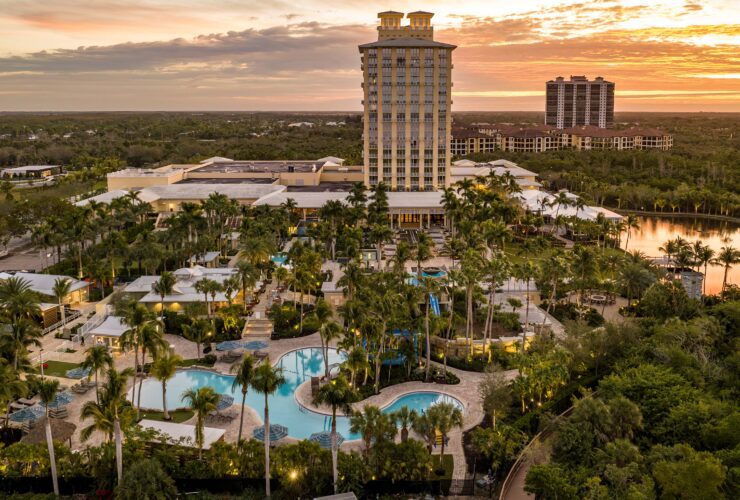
[{"x1": 429, "y1": 293, "x2": 441, "y2": 316}]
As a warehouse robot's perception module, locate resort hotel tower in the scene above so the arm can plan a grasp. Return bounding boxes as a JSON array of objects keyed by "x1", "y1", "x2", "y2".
[{"x1": 359, "y1": 11, "x2": 456, "y2": 191}]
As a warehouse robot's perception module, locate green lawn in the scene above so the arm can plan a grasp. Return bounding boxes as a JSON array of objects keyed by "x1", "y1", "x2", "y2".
[
  {"x1": 431, "y1": 454, "x2": 454, "y2": 480},
  {"x1": 39, "y1": 360, "x2": 82, "y2": 378},
  {"x1": 140, "y1": 409, "x2": 194, "y2": 423}
]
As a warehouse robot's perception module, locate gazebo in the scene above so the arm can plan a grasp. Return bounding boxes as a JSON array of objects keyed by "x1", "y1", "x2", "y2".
[{"x1": 20, "y1": 417, "x2": 76, "y2": 447}]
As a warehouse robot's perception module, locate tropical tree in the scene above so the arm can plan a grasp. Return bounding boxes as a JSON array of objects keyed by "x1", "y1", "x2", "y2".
[
  {"x1": 231, "y1": 354, "x2": 255, "y2": 445},
  {"x1": 182, "y1": 318, "x2": 212, "y2": 361},
  {"x1": 350, "y1": 404, "x2": 396, "y2": 456},
  {"x1": 343, "y1": 346, "x2": 369, "y2": 388},
  {"x1": 714, "y1": 245, "x2": 739, "y2": 294},
  {"x1": 427, "y1": 402, "x2": 464, "y2": 461},
  {"x1": 135, "y1": 323, "x2": 167, "y2": 413},
  {"x1": 236, "y1": 260, "x2": 259, "y2": 312},
  {"x1": 81, "y1": 345, "x2": 113, "y2": 404},
  {"x1": 319, "y1": 321, "x2": 342, "y2": 380},
  {"x1": 392, "y1": 406, "x2": 417, "y2": 442},
  {"x1": 0, "y1": 276, "x2": 41, "y2": 321},
  {"x1": 115, "y1": 459, "x2": 178, "y2": 500},
  {"x1": 250, "y1": 359, "x2": 286, "y2": 497},
  {"x1": 150, "y1": 350, "x2": 182, "y2": 421},
  {"x1": 38, "y1": 378, "x2": 61, "y2": 497},
  {"x1": 0, "y1": 361, "x2": 26, "y2": 426},
  {"x1": 1, "y1": 318, "x2": 42, "y2": 371},
  {"x1": 52, "y1": 277, "x2": 71, "y2": 329},
  {"x1": 313, "y1": 375, "x2": 356, "y2": 493},
  {"x1": 80, "y1": 367, "x2": 135, "y2": 484},
  {"x1": 152, "y1": 271, "x2": 176, "y2": 321},
  {"x1": 622, "y1": 214, "x2": 640, "y2": 251},
  {"x1": 181, "y1": 386, "x2": 219, "y2": 459}
]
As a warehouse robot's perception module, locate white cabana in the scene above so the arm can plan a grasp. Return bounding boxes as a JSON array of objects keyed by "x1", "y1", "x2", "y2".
[{"x1": 139, "y1": 420, "x2": 225, "y2": 450}]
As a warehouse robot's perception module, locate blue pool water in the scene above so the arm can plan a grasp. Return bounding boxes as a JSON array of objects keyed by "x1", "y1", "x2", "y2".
[
  {"x1": 271, "y1": 253, "x2": 288, "y2": 265},
  {"x1": 421, "y1": 270, "x2": 447, "y2": 278},
  {"x1": 133, "y1": 347, "x2": 463, "y2": 440}
]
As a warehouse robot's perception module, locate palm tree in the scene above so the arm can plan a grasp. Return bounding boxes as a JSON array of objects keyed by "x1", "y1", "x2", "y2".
[
  {"x1": 319, "y1": 321, "x2": 342, "y2": 380},
  {"x1": 119, "y1": 302, "x2": 157, "y2": 417},
  {"x1": 181, "y1": 387, "x2": 219, "y2": 460},
  {"x1": 343, "y1": 347, "x2": 369, "y2": 388},
  {"x1": 392, "y1": 406, "x2": 417, "y2": 442},
  {"x1": 81, "y1": 345, "x2": 112, "y2": 404},
  {"x1": 38, "y1": 379, "x2": 61, "y2": 496},
  {"x1": 714, "y1": 245, "x2": 739, "y2": 294},
  {"x1": 414, "y1": 232, "x2": 434, "y2": 280},
  {"x1": 182, "y1": 318, "x2": 212, "y2": 361},
  {"x1": 622, "y1": 214, "x2": 640, "y2": 251},
  {"x1": 0, "y1": 276, "x2": 41, "y2": 321},
  {"x1": 1, "y1": 318, "x2": 42, "y2": 371},
  {"x1": 231, "y1": 355, "x2": 255, "y2": 445},
  {"x1": 152, "y1": 272, "x2": 176, "y2": 321},
  {"x1": 349, "y1": 404, "x2": 396, "y2": 455},
  {"x1": 81, "y1": 367, "x2": 135, "y2": 484},
  {"x1": 236, "y1": 260, "x2": 259, "y2": 312},
  {"x1": 411, "y1": 411, "x2": 438, "y2": 453},
  {"x1": 0, "y1": 361, "x2": 26, "y2": 427},
  {"x1": 427, "y1": 402, "x2": 464, "y2": 462},
  {"x1": 52, "y1": 277, "x2": 72, "y2": 330},
  {"x1": 693, "y1": 244, "x2": 715, "y2": 296},
  {"x1": 250, "y1": 359, "x2": 286, "y2": 497},
  {"x1": 313, "y1": 375, "x2": 356, "y2": 493},
  {"x1": 135, "y1": 323, "x2": 167, "y2": 413},
  {"x1": 150, "y1": 350, "x2": 182, "y2": 421},
  {"x1": 368, "y1": 223, "x2": 393, "y2": 266}
]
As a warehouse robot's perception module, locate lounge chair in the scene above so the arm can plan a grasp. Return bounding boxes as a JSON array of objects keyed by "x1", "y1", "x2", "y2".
[
  {"x1": 10, "y1": 402, "x2": 27, "y2": 412},
  {"x1": 17, "y1": 397, "x2": 37, "y2": 406}
]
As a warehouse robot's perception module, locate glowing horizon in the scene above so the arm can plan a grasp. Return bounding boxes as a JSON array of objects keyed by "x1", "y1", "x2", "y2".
[{"x1": 0, "y1": 1, "x2": 738, "y2": 112}]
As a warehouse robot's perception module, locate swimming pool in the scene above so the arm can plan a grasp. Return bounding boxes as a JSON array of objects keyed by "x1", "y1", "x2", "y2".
[
  {"x1": 132, "y1": 347, "x2": 463, "y2": 440},
  {"x1": 271, "y1": 253, "x2": 288, "y2": 266}
]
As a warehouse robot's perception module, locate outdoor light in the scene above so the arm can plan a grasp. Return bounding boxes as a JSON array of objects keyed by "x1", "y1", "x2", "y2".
[{"x1": 289, "y1": 470, "x2": 298, "y2": 481}]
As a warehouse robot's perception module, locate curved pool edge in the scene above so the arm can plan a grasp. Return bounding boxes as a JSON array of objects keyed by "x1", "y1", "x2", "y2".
[{"x1": 294, "y1": 381, "x2": 465, "y2": 419}]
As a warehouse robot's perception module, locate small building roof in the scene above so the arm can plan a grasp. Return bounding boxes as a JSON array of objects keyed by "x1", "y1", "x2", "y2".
[
  {"x1": 192, "y1": 251, "x2": 220, "y2": 264},
  {"x1": 1, "y1": 165, "x2": 59, "y2": 174},
  {"x1": 386, "y1": 191, "x2": 443, "y2": 209},
  {"x1": 139, "y1": 419, "x2": 225, "y2": 450},
  {"x1": 0, "y1": 272, "x2": 88, "y2": 297},
  {"x1": 123, "y1": 276, "x2": 159, "y2": 294},
  {"x1": 89, "y1": 316, "x2": 127, "y2": 338}
]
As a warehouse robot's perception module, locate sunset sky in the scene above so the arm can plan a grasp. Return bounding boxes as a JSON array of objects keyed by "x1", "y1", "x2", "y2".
[{"x1": 0, "y1": 0, "x2": 738, "y2": 111}]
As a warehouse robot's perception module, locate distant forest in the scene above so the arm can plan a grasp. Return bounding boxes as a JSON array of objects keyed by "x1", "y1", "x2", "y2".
[{"x1": 0, "y1": 111, "x2": 737, "y2": 218}]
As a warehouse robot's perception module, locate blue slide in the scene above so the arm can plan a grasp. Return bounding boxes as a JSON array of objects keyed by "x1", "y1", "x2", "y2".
[{"x1": 429, "y1": 293, "x2": 441, "y2": 316}]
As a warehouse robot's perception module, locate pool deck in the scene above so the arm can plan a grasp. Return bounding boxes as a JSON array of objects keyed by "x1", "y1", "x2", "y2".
[{"x1": 48, "y1": 329, "x2": 500, "y2": 481}]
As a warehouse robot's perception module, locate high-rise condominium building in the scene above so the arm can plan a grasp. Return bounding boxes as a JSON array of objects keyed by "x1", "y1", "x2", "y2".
[
  {"x1": 545, "y1": 76, "x2": 615, "y2": 129},
  {"x1": 359, "y1": 11, "x2": 456, "y2": 190}
]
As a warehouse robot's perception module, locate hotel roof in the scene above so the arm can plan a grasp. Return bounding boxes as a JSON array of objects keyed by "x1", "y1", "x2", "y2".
[
  {"x1": 0, "y1": 272, "x2": 88, "y2": 297},
  {"x1": 359, "y1": 38, "x2": 456, "y2": 49},
  {"x1": 142, "y1": 183, "x2": 285, "y2": 200},
  {"x1": 193, "y1": 160, "x2": 324, "y2": 174}
]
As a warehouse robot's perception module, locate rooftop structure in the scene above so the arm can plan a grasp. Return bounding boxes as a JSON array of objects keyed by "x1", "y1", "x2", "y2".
[
  {"x1": 0, "y1": 272, "x2": 89, "y2": 303},
  {"x1": 1, "y1": 165, "x2": 61, "y2": 178}
]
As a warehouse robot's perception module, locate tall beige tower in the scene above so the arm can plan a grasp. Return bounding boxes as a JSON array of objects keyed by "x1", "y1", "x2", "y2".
[{"x1": 359, "y1": 11, "x2": 456, "y2": 191}]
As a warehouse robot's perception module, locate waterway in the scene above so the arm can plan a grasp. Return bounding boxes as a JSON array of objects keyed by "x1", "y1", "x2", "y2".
[{"x1": 621, "y1": 216, "x2": 739, "y2": 294}]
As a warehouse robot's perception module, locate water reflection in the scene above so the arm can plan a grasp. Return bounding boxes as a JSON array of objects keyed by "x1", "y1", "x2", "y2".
[{"x1": 622, "y1": 216, "x2": 739, "y2": 294}]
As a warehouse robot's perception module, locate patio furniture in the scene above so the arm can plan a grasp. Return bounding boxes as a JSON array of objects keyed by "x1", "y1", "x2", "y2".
[
  {"x1": 253, "y1": 351, "x2": 269, "y2": 361},
  {"x1": 309, "y1": 431, "x2": 345, "y2": 449}
]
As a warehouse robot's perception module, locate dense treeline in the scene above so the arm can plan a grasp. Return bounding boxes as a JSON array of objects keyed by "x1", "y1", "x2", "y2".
[
  {"x1": 460, "y1": 112, "x2": 739, "y2": 217},
  {"x1": 0, "y1": 112, "x2": 363, "y2": 168}
]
